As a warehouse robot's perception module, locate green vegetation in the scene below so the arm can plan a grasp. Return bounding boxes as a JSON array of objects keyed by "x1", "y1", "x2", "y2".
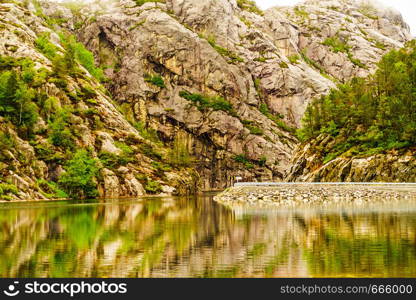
[
  {"x1": 298, "y1": 41, "x2": 416, "y2": 161},
  {"x1": 144, "y1": 178, "x2": 162, "y2": 194},
  {"x1": 169, "y1": 135, "x2": 193, "y2": 168},
  {"x1": 203, "y1": 35, "x2": 244, "y2": 64},
  {"x1": 233, "y1": 154, "x2": 254, "y2": 169},
  {"x1": 242, "y1": 120, "x2": 264, "y2": 136},
  {"x1": 236, "y1": 0, "x2": 264, "y2": 16},
  {"x1": 59, "y1": 33, "x2": 106, "y2": 82},
  {"x1": 134, "y1": 0, "x2": 165, "y2": 6},
  {"x1": 179, "y1": 90, "x2": 234, "y2": 114},
  {"x1": 144, "y1": 74, "x2": 165, "y2": 88},
  {"x1": 279, "y1": 61, "x2": 289, "y2": 68},
  {"x1": 134, "y1": 122, "x2": 161, "y2": 144},
  {"x1": 0, "y1": 131, "x2": 16, "y2": 153},
  {"x1": 322, "y1": 36, "x2": 366, "y2": 68},
  {"x1": 254, "y1": 57, "x2": 267, "y2": 63},
  {"x1": 259, "y1": 103, "x2": 295, "y2": 133},
  {"x1": 37, "y1": 179, "x2": 68, "y2": 199},
  {"x1": 58, "y1": 149, "x2": 100, "y2": 199},
  {"x1": 233, "y1": 154, "x2": 267, "y2": 169},
  {"x1": 239, "y1": 16, "x2": 252, "y2": 27},
  {"x1": 35, "y1": 33, "x2": 59, "y2": 60},
  {"x1": 294, "y1": 6, "x2": 309, "y2": 18},
  {"x1": 0, "y1": 182, "x2": 19, "y2": 201},
  {"x1": 139, "y1": 143, "x2": 162, "y2": 161},
  {"x1": 288, "y1": 54, "x2": 300, "y2": 64},
  {"x1": 99, "y1": 142, "x2": 135, "y2": 170},
  {"x1": 323, "y1": 36, "x2": 350, "y2": 53},
  {"x1": 36, "y1": 32, "x2": 105, "y2": 82},
  {"x1": 0, "y1": 57, "x2": 39, "y2": 137},
  {"x1": 48, "y1": 108, "x2": 75, "y2": 150},
  {"x1": 374, "y1": 41, "x2": 386, "y2": 50}
]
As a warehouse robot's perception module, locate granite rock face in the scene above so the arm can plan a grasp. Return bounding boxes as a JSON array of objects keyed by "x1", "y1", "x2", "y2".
[{"x1": 67, "y1": 0, "x2": 410, "y2": 188}]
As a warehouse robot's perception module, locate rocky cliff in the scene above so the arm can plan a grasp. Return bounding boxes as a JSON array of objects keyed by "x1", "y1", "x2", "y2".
[
  {"x1": 287, "y1": 135, "x2": 416, "y2": 182},
  {"x1": 0, "y1": 0, "x2": 412, "y2": 200}
]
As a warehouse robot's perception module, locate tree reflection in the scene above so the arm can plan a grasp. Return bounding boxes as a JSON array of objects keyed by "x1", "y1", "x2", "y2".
[{"x1": 0, "y1": 197, "x2": 415, "y2": 277}]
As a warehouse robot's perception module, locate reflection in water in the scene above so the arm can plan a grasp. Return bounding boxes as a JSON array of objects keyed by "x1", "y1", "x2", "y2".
[{"x1": 0, "y1": 194, "x2": 415, "y2": 278}]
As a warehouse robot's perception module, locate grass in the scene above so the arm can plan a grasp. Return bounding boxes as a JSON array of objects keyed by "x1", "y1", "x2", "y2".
[
  {"x1": 294, "y1": 6, "x2": 309, "y2": 18},
  {"x1": 236, "y1": 0, "x2": 264, "y2": 16}
]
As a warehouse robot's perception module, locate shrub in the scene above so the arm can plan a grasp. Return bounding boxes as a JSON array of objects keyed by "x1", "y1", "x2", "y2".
[
  {"x1": 179, "y1": 91, "x2": 234, "y2": 113},
  {"x1": 35, "y1": 33, "x2": 59, "y2": 60},
  {"x1": 279, "y1": 61, "x2": 289, "y2": 68},
  {"x1": 244, "y1": 124, "x2": 264, "y2": 135},
  {"x1": 323, "y1": 36, "x2": 350, "y2": 53},
  {"x1": 99, "y1": 142, "x2": 135, "y2": 169},
  {"x1": 144, "y1": 74, "x2": 165, "y2": 88},
  {"x1": 37, "y1": 179, "x2": 68, "y2": 199},
  {"x1": 48, "y1": 109, "x2": 75, "y2": 150},
  {"x1": 0, "y1": 183, "x2": 19, "y2": 200},
  {"x1": 233, "y1": 154, "x2": 254, "y2": 169},
  {"x1": 58, "y1": 149, "x2": 100, "y2": 199},
  {"x1": 60, "y1": 33, "x2": 106, "y2": 82},
  {"x1": 144, "y1": 178, "x2": 162, "y2": 194},
  {"x1": 0, "y1": 131, "x2": 16, "y2": 150}
]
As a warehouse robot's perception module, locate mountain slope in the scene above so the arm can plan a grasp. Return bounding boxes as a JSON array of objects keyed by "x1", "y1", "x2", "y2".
[
  {"x1": 0, "y1": 0, "x2": 198, "y2": 201},
  {"x1": 49, "y1": 0, "x2": 410, "y2": 189},
  {"x1": 288, "y1": 40, "x2": 416, "y2": 182}
]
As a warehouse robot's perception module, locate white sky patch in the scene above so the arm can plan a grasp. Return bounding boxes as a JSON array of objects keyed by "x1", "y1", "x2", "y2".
[{"x1": 255, "y1": 0, "x2": 416, "y2": 35}]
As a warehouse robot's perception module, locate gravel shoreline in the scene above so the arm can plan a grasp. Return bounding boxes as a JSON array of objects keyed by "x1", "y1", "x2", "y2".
[{"x1": 214, "y1": 184, "x2": 416, "y2": 207}]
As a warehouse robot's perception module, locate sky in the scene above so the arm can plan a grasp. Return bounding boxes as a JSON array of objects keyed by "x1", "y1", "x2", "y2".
[{"x1": 256, "y1": 0, "x2": 416, "y2": 35}]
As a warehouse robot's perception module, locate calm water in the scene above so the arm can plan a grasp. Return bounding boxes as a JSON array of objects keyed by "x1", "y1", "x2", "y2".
[{"x1": 1, "y1": 193, "x2": 416, "y2": 278}]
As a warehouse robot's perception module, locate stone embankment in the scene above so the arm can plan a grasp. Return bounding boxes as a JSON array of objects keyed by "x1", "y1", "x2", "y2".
[{"x1": 214, "y1": 183, "x2": 416, "y2": 207}]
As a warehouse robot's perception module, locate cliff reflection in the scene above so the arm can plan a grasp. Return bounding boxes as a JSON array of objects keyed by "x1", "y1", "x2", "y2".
[{"x1": 0, "y1": 195, "x2": 415, "y2": 277}]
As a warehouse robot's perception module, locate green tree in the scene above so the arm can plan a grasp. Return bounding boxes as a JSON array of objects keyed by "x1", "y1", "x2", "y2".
[{"x1": 58, "y1": 149, "x2": 100, "y2": 199}]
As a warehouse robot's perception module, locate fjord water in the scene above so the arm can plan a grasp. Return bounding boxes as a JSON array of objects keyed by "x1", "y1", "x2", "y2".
[{"x1": 0, "y1": 193, "x2": 415, "y2": 278}]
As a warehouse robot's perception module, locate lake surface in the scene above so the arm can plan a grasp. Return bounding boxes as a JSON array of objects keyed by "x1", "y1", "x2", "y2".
[{"x1": 1, "y1": 192, "x2": 416, "y2": 278}]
